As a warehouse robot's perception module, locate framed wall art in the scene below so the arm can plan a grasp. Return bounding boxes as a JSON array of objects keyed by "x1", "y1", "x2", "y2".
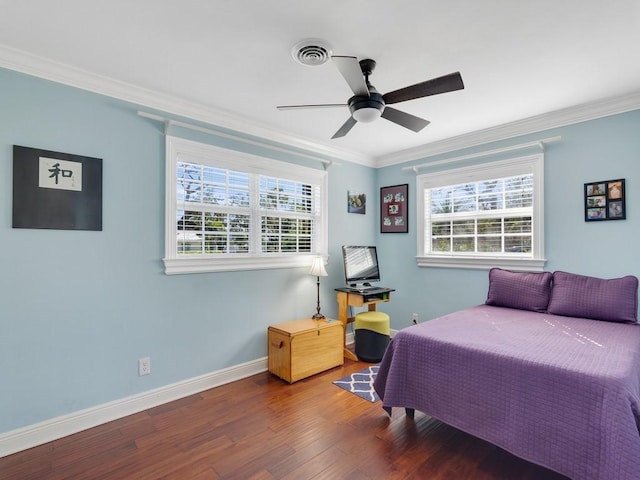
[
  {"x1": 380, "y1": 183, "x2": 408, "y2": 233},
  {"x1": 584, "y1": 178, "x2": 625, "y2": 222},
  {"x1": 348, "y1": 191, "x2": 366, "y2": 214},
  {"x1": 13, "y1": 145, "x2": 103, "y2": 231}
]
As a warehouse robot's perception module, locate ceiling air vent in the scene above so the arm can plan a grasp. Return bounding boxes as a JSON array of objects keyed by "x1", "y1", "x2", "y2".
[{"x1": 291, "y1": 39, "x2": 333, "y2": 66}]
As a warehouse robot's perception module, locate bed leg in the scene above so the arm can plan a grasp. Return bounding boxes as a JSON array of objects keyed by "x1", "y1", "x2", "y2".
[
  {"x1": 383, "y1": 406, "x2": 392, "y2": 416},
  {"x1": 405, "y1": 408, "x2": 415, "y2": 419}
]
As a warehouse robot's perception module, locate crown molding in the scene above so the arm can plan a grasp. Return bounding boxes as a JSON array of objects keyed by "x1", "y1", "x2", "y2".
[
  {"x1": 3, "y1": 44, "x2": 639, "y2": 170},
  {"x1": 376, "y1": 90, "x2": 640, "y2": 167},
  {"x1": 0, "y1": 44, "x2": 372, "y2": 166}
]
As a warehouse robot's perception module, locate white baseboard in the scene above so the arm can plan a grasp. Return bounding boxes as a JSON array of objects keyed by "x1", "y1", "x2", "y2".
[
  {"x1": 0, "y1": 330, "x2": 395, "y2": 459},
  {"x1": 0, "y1": 357, "x2": 268, "y2": 458}
]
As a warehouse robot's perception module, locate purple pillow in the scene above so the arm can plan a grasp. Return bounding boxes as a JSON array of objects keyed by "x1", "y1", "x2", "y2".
[
  {"x1": 486, "y1": 268, "x2": 552, "y2": 313},
  {"x1": 547, "y1": 271, "x2": 638, "y2": 323}
]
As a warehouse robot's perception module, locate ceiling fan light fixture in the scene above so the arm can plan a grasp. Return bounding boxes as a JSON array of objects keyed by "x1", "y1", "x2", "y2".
[
  {"x1": 348, "y1": 92, "x2": 385, "y2": 123},
  {"x1": 352, "y1": 107, "x2": 382, "y2": 123}
]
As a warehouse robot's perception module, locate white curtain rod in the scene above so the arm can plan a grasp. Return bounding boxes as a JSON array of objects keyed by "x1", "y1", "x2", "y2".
[
  {"x1": 137, "y1": 111, "x2": 338, "y2": 168},
  {"x1": 402, "y1": 135, "x2": 562, "y2": 173}
]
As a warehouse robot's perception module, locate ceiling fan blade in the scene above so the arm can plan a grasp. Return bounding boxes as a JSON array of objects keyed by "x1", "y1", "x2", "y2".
[
  {"x1": 277, "y1": 104, "x2": 346, "y2": 110},
  {"x1": 331, "y1": 117, "x2": 357, "y2": 139},
  {"x1": 382, "y1": 72, "x2": 464, "y2": 105},
  {"x1": 332, "y1": 56, "x2": 369, "y2": 97},
  {"x1": 381, "y1": 107, "x2": 430, "y2": 132}
]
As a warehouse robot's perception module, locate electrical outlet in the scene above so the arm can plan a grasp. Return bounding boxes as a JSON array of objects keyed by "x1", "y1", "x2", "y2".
[
  {"x1": 138, "y1": 357, "x2": 151, "y2": 376},
  {"x1": 412, "y1": 313, "x2": 419, "y2": 325}
]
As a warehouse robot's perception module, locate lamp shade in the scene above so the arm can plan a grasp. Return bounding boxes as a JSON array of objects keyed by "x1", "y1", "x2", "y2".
[{"x1": 309, "y1": 257, "x2": 327, "y2": 277}]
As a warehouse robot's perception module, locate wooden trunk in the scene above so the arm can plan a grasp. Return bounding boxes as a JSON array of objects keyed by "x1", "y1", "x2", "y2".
[{"x1": 268, "y1": 318, "x2": 344, "y2": 383}]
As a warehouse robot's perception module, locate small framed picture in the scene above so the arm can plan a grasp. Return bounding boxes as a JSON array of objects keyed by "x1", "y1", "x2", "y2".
[
  {"x1": 380, "y1": 183, "x2": 408, "y2": 233},
  {"x1": 584, "y1": 179, "x2": 625, "y2": 222},
  {"x1": 347, "y1": 191, "x2": 366, "y2": 214}
]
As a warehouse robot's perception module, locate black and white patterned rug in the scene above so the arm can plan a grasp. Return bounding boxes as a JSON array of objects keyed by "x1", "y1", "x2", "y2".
[{"x1": 333, "y1": 365, "x2": 380, "y2": 402}]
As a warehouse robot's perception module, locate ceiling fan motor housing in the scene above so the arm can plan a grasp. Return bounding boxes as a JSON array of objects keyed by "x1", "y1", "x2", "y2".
[{"x1": 349, "y1": 92, "x2": 385, "y2": 123}]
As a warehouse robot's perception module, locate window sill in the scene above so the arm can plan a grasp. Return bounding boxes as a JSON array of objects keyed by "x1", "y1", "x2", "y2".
[
  {"x1": 416, "y1": 255, "x2": 546, "y2": 272},
  {"x1": 163, "y1": 255, "x2": 315, "y2": 275}
]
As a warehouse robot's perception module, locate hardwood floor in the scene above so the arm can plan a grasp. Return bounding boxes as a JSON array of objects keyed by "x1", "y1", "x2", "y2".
[{"x1": 1, "y1": 360, "x2": 568, "y2": 479}]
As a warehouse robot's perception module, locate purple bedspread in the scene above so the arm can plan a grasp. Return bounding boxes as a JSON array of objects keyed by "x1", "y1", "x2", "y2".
[{"x1": 374, "y1": 305, "x2": 640, "y2": 479}]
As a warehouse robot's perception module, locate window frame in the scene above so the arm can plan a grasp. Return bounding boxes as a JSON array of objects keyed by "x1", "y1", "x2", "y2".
[
  {"x1": 416, "y1": 153, "x2": 546, "y2": 271},
  {"x1": 164, "y1": 136, "x2": 328, "y2": 275}
]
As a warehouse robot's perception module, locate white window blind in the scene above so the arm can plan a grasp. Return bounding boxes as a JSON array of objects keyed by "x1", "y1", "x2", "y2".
[
  {"x1": 428, "y1": 174, "x2": 533, "y2": 254},
  {"x1": 417, "y1": 154, "x2": 545, "y2": 271},
  {"x1": 165, "y1": 137, "x2": 327, "y2": 274}
]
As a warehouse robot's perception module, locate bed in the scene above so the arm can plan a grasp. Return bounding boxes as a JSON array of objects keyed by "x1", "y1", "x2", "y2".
[{"x1": 374, "y1": 269, "x2": 640, "y2": 480}]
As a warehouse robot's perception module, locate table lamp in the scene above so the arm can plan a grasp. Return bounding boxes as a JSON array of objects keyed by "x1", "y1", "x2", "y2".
[{"x1": 309, "y1": 256, "x2": 328, "y2": 319}]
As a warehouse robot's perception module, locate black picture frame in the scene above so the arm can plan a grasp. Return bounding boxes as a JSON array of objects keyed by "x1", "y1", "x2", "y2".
[
  {"x1": 380, "y1": 183, "x2": 408, "y2": 233},
  {"x1": 12, "y1": 145, "x2": 103, "y2": 231},
  {"x1": 584, "y1": 178, "x2": 625, "y2": 222}
]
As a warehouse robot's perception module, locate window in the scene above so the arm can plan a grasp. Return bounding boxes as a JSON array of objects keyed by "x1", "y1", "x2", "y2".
[
  {"x1": 164, "y1": 136, "x2": 327, "y2": 274},
  {"x1": 417, "y1": 154, "x2": 545, "y2": 271}
]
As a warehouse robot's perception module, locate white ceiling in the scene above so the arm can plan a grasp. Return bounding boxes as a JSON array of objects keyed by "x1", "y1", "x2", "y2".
[{"x1": 1, "y1": 1, "x2": 640, "y2": 165}]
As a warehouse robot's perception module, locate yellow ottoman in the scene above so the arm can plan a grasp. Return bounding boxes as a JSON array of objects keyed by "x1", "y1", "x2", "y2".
[{"x1": 354, "y1": 311, "x2": 390, "y2": 362}]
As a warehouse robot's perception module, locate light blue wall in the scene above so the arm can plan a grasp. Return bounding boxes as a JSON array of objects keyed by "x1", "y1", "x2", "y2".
[
  {"x1": 2, "y1": 65, "x2": 639, "y2": 437},
  {"x1": 0, "y1": 68, "x2": 374, "y2": 433},
  {"x1": 375, "y1": 110, "x2": 640, "y2": 328}
]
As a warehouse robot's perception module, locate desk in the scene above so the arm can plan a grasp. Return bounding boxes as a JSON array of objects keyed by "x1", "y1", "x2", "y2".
[{"x1": 335, "y1": 288, "x2": 394, "y2": 361}]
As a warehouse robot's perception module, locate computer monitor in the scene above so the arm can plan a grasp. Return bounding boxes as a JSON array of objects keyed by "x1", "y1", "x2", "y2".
[{"x1": 342, "y1": 245, "x2": 380, "y2": 288}]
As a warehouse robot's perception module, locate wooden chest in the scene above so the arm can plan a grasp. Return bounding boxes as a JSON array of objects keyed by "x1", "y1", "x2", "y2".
[{"x1": 268, "y1": 318, "x2": 344, "y2": 383}]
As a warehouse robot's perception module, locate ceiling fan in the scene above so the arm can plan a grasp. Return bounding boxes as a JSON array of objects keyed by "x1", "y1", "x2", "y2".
[{"x1": 277, "y1": 56, "x2": 464, "y2": 139}]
